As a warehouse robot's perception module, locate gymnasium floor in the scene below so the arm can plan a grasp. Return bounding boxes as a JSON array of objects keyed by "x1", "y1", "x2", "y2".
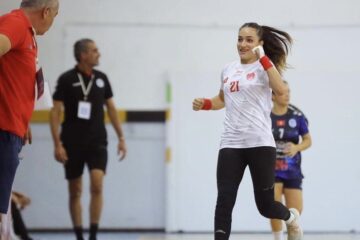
[{"x1": 29, "y1": 232, "x2": 360, "y2": 240}]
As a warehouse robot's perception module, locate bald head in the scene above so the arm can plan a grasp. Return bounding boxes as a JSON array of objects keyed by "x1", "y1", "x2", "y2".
[
  {"x1": 20, "y1": 0, "x2": 58, "y2": 9},
  {"x1": 20, "y1": 0, "x2": 59, "y2": 35}
]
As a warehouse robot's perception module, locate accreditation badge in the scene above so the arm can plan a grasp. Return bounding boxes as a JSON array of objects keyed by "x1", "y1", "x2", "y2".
[
  {"x1": 34, "y1": 67, "x2": 53, "y2": 110},
  {"x1": 35, "y1": 67, "x2": 44, "y2": 99},
  {"x1": 77, "y1": 101, "x2": 92, "y2": 120}
]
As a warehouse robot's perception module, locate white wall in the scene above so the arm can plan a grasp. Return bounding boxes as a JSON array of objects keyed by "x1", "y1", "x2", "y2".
[
  {"x1": 1, "y1": 0, "x2": 360, "y2": 232},
  {"x1": 14, "y1": 124, "x2": 166, "y2": 229},
  {"x1": 1, "y1": 0, "x2": 360, "y2": 109}
]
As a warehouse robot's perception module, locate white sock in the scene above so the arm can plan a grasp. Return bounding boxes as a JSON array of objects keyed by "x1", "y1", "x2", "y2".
[
  {"x1": 1, "y1": 197, "x2": 12, "y2": 240},
  {"x1": 1, "y1": 213, "x2": 11, "y2": 240},
  {"x1": 285, "y1": 211, "x2": 295, "y2": 224},
  {"x1": 273, "y1": 230, "x2": 284, "y2": 240}
]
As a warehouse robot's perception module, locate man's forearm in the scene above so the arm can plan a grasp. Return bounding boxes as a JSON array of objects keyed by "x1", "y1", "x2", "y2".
[{"x1": 108, "y1": 108, "x2": 124, "y2": 140}]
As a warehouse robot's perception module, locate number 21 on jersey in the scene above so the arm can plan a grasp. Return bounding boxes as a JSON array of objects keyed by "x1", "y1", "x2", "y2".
[{"x1": 230, "y1": 81, "x2": 239, "y2": 92}]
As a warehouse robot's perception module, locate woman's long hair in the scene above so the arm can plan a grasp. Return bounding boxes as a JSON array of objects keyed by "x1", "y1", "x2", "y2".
[{"x1": 240, "y1": 22, "x2": 293, "y2": 74}]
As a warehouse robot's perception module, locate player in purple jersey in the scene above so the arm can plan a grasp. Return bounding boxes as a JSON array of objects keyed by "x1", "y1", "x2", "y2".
[{"x1": 270, "y1": 83, "x2": 312, "y2": 240}]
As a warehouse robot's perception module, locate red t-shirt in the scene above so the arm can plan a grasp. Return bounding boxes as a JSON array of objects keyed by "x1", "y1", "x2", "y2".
[{"x1": 0, "y1": 9, "x2": 37, "y2": 137}]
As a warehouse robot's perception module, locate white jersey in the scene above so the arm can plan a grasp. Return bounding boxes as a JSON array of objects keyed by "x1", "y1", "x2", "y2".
[{"x1": 219, "y1": 60, "x2": 275, "y2": 149}]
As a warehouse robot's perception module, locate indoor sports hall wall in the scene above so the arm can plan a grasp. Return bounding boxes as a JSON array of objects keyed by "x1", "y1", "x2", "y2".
[
  {"x1": 2, "y1": 0, "x2": 359, "y2": 110},
  {"x1": 15, "y1": 124, "x2": 167, "y2": 229},
  {"x1": 1, "y1": 0, "x2": 360, "y2": 233},
  {"x1": 166, "y1": 27, "x2": 360, "y2": 232}
]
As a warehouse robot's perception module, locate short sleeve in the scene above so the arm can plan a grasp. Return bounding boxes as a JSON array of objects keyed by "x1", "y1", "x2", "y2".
[
  {"x1": 103, "y1": 74, "x2": 113, "y2": 99},
  {"x1": 52, "y1": 75, "x2": 66, "y2": 101},
  {"x1": 220, "y1": 62, "x2": 232, "y2": 90},
  {"x1": 0, "y1": 15, "x2": 27, "y2": 49},
  {"x1": 220, "y1": 69, "x2": 225, "y2": 90},
  {"x1": 298, "y1": 115, "x2": 309, "y2": 136}
]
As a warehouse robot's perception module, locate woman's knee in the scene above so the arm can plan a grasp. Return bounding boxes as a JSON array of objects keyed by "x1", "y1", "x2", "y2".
[{"x1": 254, "y1": 188, "x2": 276, "y2": 218}]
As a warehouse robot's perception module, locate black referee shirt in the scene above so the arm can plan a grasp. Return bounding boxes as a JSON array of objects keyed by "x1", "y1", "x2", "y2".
[{"x1": 53, "y1": 67, "x2": 113, "y2": 146}]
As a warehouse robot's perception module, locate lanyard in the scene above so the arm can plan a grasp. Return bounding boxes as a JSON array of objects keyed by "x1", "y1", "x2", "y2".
[
  {"x1": 31, "y1": 27, "x2": 39, "y2": 69},
  {"x1": 77, "y1": 73, "x2": 94, "y2": 101},
  {"x1": 31, "y1": 27, "x2": 37, "y2": 49}
]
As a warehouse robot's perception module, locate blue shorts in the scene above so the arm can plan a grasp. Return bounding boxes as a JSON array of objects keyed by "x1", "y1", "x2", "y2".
[
  {"x1": 0, "y1": 130, "x2": 23, "y2": 213},
  {"x1": 275, "y1": 176, "x2": 302, "y2": 190}
]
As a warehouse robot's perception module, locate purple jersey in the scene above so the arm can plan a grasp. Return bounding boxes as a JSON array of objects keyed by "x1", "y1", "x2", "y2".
[{"x1": 271, "y1": 105, "x2": 309, "y2": 179}]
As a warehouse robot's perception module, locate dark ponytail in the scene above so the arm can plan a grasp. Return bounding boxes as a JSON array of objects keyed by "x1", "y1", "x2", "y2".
[{"x1": 240, "y1": 23, "x2": 293, "y2": 74}]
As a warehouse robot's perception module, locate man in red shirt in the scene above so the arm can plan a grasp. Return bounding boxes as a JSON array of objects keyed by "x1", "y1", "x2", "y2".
[{"x1": 0, "y1": 0, "x2": 59, "y2": 239}]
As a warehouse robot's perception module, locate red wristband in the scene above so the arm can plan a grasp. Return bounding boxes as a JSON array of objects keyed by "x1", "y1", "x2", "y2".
[
  {"x1": 202, "y1": 98, "x2": 212, "y2": 110},
  {"x1": 259, "y1": 56, "x2": 273, "y2": 71}
]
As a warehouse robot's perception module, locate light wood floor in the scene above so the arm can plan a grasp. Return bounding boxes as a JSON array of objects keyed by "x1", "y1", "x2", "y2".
[{"x1": 28, "y1": 232, "x2": 360, "y2": 240}]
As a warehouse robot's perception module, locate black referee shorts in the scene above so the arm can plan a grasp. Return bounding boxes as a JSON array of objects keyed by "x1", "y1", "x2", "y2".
[{"x1": 64, "y1": 145, "x2": 108, "y2": 180}]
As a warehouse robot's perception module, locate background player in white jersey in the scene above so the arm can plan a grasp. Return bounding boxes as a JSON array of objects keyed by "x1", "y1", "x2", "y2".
[
  {"x1": 192, "y1": 22, "x2": 303, "y2": 240},
  {"x1": 270, "y1": 82, "x2": 312, "y2": 240}
]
